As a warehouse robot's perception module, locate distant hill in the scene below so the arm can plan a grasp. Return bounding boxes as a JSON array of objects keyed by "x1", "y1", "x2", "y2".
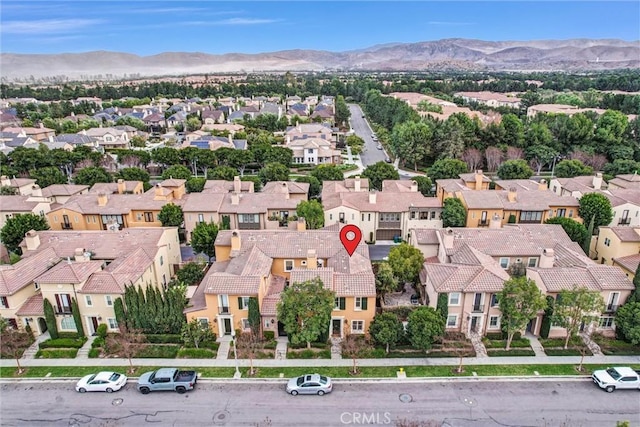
[{"x1": 1, "y1": 38, "x2": 639, "y2": 81}]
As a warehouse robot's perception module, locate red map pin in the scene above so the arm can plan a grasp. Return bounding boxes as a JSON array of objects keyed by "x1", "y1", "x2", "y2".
[{"x1": 340, "y1": 224, "x2": 362, "y2": 257}]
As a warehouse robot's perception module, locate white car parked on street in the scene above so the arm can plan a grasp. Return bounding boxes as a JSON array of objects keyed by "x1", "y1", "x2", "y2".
[{"x1": 76, "y1": 371, "x2": 127, "y2": 393}]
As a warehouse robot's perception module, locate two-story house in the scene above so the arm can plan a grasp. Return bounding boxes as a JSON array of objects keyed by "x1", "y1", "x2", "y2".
[
  {"x1": 549, "y1": 173, "x2": 605, "y2": 198},
  {"x1": 607, "y1": 173, "x2": 640, "y2": 190},
  {"x1": 594, "y1": 227, "x2": 640, "y2": 279},
  {"x1": 286, "y1": 137, "x2": 341, "y2": 165},
  {"x1": 41, "y1": 184, "x2": 90, "y2": 205},
  {"x1": 323, "y1": 178, "x2": 442, "y2": 242},
  {"x1": 81, "y1": 127, "x2": 130, "y2": 150},
  {"x1": 436, "y1": 170, "x2": 491, "y2": 201},
  {"x1": 0, "y1": 195, "x2": 51, "y2": 229},
  {"x1": 184, "y1": 226, "x2": 376, "y2": 339},
  {"x1": 285, "y1": 123, "x2": 333, "y2": 142},
  {"x1": 90, "y1": 179, "x2": 144, "y2": 195},
  {"x1": 0, "y1": 175, "x2": 38, "y2": 195}
]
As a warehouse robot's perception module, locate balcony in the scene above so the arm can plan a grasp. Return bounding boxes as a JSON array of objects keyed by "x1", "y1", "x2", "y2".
[
  {"x1": 477, "y1": 220, "x2": 489, "y2": 227},
  {"x1": 218, "y1": 306, "x2": 230, "y2": 315},
  {"x1": 378, "y1": 221, "x2": 401, "y2": 229},
  {"x1": 618, "y1": 218, "x2": 631, "y2": 226},
  {"x1": 61, "y1": 223, "x2": 73, "y2": 230},
  {"x1": 472, "y1": 304, "x2": 484, "y2": 313},
  {"x1": 605, "y1": 304, "x2": 619, "y2": 313},
  {"x1": 54, "y1": 306, "x2": 72, "y2": 315},
  {"x1": 238, "y1": 222, "x2": 260, "y2": 230}
]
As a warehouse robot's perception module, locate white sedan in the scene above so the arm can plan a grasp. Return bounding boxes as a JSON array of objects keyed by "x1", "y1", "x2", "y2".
[{"x1": 76, "y1": 371, "x2": 127, "y2": 393}]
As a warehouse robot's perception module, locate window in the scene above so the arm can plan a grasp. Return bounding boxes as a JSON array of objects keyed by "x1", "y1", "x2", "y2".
[
  {"x1": 599, "y1": 317, "x2": 614, "y2": 329},
  {"x1": 556, "y1": 208, "x2": 566, "y2": 218},
  {"x1": 34, "y1": 283, "x2": 40, "y2": 291},
  {"x1": 107, "y1": 318, "x2": 118, "y2": 330},
  {"x1": 334, "y1": 297, "x2": 346, "y2": 310},
  {"x1": 527, "y1": 258, "x2": 538, "y2": 268},
  {"x1": 242, "y1": 318, "x2": 250, "y2": 329},
  {"x1": 520, "y1": 211, "x2": 543, "y2": 222},
  {"x1": 446, "y1": 315, "x2": 458, "y2": 327},
  {"x1": 604, "y1": 238, "x2": 611, "y2": 247},
  {"x1": 351, "y1": 320, "x2": 364, "y2": 333},
  {"x1": 448, "y1": 293, "x2": 460, "y2": 306},
  {"x1": 160, "y1": 256, "x2": 164, "y2": 266},
  {"x1": 410, "y1": 211, "x2": 416, "y2": 220},
  {"x1": 197, "y1": 318, "x2": 209, "y2": 328},
  {"x1": 238, "y1": 214, "x2": 259, "y2": 224},
  {"x1": 568, "y1": 210, "x2": 574, "y2": 218},
  {"x1": 499, "y1": 258, "x2": 510, "y2": 268},
  {"x1": 238, "y1": 296, "x2": 250, "y2": 310},
  {"x1": 354, "y1": 297, "x2": 368, "y2": 311},
  {"x1": 284, "y1": 260, "x2": 294, "y2": 271},
  {"x1": 144, "y1": 212, "x2": 153, "y2": 222},
  {"x1": 380, "y1": 213, "x2": 400, "y2": 222},
  {"x1": 489, "y1": 316, "x2": 500, "y2": 329},
  {"x1": 0, "y1": 296, "x2": 8, "y2": 309},
  {"x1": 329, "y1": 214, "x2": 333, "y2": 221},
  {"x1": 490, "y1": 294, "x2": 499, "y2": 307},
  {"x1": 431, "y1": 211, "x2": 437, "y2": 220},
  {"x1": 419, "y1": 211, "x2": 429, "y2": 220},
  {"x1": 105, "y1": 295, "x2": 113, "y2": 306},
  {"x1": 60, "y1": 317, "x2": 76, "y2": 330},
  {"x1": 85, "y1": 295, "x2": 92, "y2": 307},
  {"x1": 368, "y1": 214, "x2": 371, "y2": 221}
]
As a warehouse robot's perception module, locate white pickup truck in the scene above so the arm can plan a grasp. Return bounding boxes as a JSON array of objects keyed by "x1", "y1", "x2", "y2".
[{"x1": 592, "y1": 367, "x2": 640, "y2": 393}]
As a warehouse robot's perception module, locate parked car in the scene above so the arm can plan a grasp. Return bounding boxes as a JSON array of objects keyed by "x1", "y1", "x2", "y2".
[
  {"x1": 137, "y1": 368, "x2": 198, "y2": 394},
  {"x1": 410, "y1": 294, "x2": 420, "y2": 305},
  {"x1": 385, "y1": 157, "x2": 392, "y2": 163},
  {"x1": 76, "y1": 371, "x2": 127, "y2": 393},
  {"x1": 286, "y1": 374, "x2": 333, "y2": 396},
  {"x1": 592, "y1": 367, "x2": 640, "y2": 392},
  {"x1": 376, "y1": 144, "x2": 383, "y2": 150}
]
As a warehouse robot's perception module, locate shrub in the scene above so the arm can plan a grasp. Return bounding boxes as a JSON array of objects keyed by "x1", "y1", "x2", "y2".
[
  {"x1": 88, "y1": 348, "x2": 101, "y2": 358},
  {"x1": 263, "y1": 331, "x2": 275, "y2": 340},
  {"x1": 262, "y1": 340, "x2": 277, "y2": 350},
  {"x1": 384, "y1": 306, "x2": 417, "y2": 321},
  {"x1": 482, "y1": 338, "x2": 530, "y2": 349},
  {"x1": 96, "y1": 324, "x2": 108, "y2": 340},
  {"x1": 287, "y1": 349, "x2": 331, "y2": 359},
  {"x1": 57, "y1": 332, "x2": 80, "y2": 339},
  {"x1": 200, "y1": 341, "x2": 220, "y2": 350},
  {"x1": 485, "y1": 332, "x2": 521, "y2": 341},
  {"x1": 544, "y1": 349, "x2": 592, "y2": 356},
  {"x1": 36, "y1": 348, "x2": 79, "y2": 358},
  {"x1": 486, "y1": 349, "x2": 536, "y2": 357},
  {"x1": 39, "y1": 337, "x2": 87, "y2": 349},
  {"x1": 91, "y1": 337, "x2": 105, "y2": 349},
  {"x1": 135, "y1": 344, "x2": 180, "y2": 358},
  {"x1": 145, "y1": 334, "x2": 183, "y2": 344},
  {"x1": 177, "y1": 348, "x2": 216, "y2": 358}
]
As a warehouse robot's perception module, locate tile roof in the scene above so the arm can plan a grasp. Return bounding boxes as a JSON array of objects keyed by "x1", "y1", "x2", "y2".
[
  {"x1": 184, "y1": 277, "x2": 207, "y2": 314},
  {"x1": 35, "y1": 260, "x2": 103, "y2": 285},
  {"x1": 90, "y1": 181, "x2": 140, "y2": 194},
  {"x1": 459, "y1": 173, "x2": 492, "y2": 183},
  {"x1": 609, "y1": 173, "x2": 640, "y2": 190},
  {"x1": 423, "y1": 263, "x2": 509, "y2": 293},
  {"x1": 219, "y1": 192, "x2": 299, "y2": 214},
  {"x1": 460, "y1": 189, "x2": 579, "y2": 210},
  {"x1": 554, "y1": 176, "x2": 597, "y2": 193},
  {"x1": 0, "y1": 247, "x2": 60, "y2": 295},
  {"x1": 493, "y1": 179, "x2": 544, "y2": 191},
  {"x1": 42, "y1": 184, "x2": 89, "y2": 197},
  {"x1": 261, "y1": 276, "x2": 286, "y2": 316},
  {"x1": 0, "y1": 195, "x2": 40, "y2": 212},
  {"x1": 323, "y1": 190, "x2": 441, "y2": 212},
  {"x1": 49, "y1": 192, "x2": 174, "y2": 215},
  {"x1": 334, "y1": 273, "x2": 376, "y2": 296},
  {"x1": 605, "y1": 189, "x2": 640, "y2": 205},
  {"x1": 80, "y1": 248, "x2": 154, "y2": 294},
  {"x1": 202, "y1": 180, "x2": 254, "y2": 193},
  {"x1": 290, "y1": 268, "x2": 334, "y2": 289},
  {"x1": 604, "y1": 227, "x2": 640, "y2": 242},
  {"x1": 205, "y1": 275, "x2": 261, "y2": 295},
  {"x1": 412, "y1": 229, "x2": 439, "y2": 245},
  {"x1": 531, "y1": 265, "x2": 634, "y2": 292},
  {"x1": 613, "y1": 253, "x2": 640, "y2": 273},
  {"x1": 262, "y1": 181, "x2": 310, "y2": 195},
  {"x1": 182, "y1": 193, "x2": 226, "y2": 213},
  {"x1": 15, "y1": 293, "x2": 44, "y2": 316}
]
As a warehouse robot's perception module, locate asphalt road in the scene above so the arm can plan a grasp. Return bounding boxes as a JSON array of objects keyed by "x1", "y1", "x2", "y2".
[
  {"x1": 349, "y1": 104, "x2": 388, "y2": 167},
  {"x1": 1, "y1": 380, "x2": 638, "y2": 426}
]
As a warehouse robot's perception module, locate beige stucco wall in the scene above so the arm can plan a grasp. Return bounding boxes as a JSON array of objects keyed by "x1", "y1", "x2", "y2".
[
  {"x1": 595, "y1": 228, "x2": 639, "y2": 265},
  {"x1": 1, "y1": 286, "x2": 38, "y2": 327},
  {"x1": 184, "y1": 211, "x2": 220, "y2": 241}
]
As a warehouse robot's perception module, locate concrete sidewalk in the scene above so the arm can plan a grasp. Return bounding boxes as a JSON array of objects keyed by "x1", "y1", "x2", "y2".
[{"x1": 2, "y1": 354, "x2": 639, "y2": 369}]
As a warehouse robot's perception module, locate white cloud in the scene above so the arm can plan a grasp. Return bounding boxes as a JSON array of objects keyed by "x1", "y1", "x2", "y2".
[{"x1": 1, "y1": 19, "x2": 103, "y2": 35}]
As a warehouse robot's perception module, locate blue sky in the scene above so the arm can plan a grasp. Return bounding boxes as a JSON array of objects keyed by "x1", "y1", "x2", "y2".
[{"x1": 1, "y1": 1, "x2": 639, "y2": 55}]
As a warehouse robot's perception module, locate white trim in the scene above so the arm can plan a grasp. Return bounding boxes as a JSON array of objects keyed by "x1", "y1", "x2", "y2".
[
  {"x1": 85, "y1": 295, "x2": 93, "y2": 307},
  {"x1": 488, "y1": 315, "x2": 501, "y2": 329},
  {"x1": 351, "y1": 319, "x2": 365, "y2": 334},
  {"x1": 448, "y1": 292, "x2": 460, "y2": 306},
  {"x1": 104, "y1": 295, "x2": 113, "y2": 306},
  {"x1": 446, "y1": 314, "x2": 458, "y2": 328},
  {"x1": 284, "y1": 259, "x2": 294, "y2": 271},
  {"x1": 107, "y1": 317, "x2": 118, "y2": 330}
]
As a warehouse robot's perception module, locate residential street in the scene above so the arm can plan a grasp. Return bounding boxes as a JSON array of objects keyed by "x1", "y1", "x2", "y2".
[
  {"x1": 348, "y1": 104, "x2": 387, "y2": 167},
  {"x1": 1, "y1": 380, "x2": 637, "y2": 426}
]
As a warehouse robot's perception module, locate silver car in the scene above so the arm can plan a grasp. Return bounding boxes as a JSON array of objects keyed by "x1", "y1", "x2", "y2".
[{"x1": 286, "y1": 374, "x2": 333, "y2": 396}]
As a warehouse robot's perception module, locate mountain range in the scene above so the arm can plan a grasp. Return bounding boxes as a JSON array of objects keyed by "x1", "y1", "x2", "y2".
[{"x1": 2, "y1": 38, "x2": 639, "y2": 81}]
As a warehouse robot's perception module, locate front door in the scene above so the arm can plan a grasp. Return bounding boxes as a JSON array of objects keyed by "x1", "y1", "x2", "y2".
[
  {"x1": 470, "y1": 316, "x2": 479, "y2": 333},
  {"x1": 37, "y1": 317, "x2": 47, "y2": 334},
  {"x1": 277, "y1": 321, "x2": 287, "y2": 337},
  {"x1": 332, "y1": 319, "x2": 342, "y2": 337},
  {"x1": 87, "y1": 317, "x2": 99, "y2": 335},
  {"x1": 223, "y1": 318, "x2": 232, "y2": 335}
]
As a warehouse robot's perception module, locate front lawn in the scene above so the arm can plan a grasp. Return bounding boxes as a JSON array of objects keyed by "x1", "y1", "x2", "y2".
[
  {"x1": 487, "y1": 349, "x2": 536, "y2": 357},
  {"x1": 591, "y1": 334, "x2": 640, "y2": 356},
  {"x1": 483, "y1": 338, "x2": 531, "y2": 349},
  {"x1": 35, "y1": 348, "x2": 79, "y2": 358},
  {"x1": 539, "y1": 337, "x2": 592, "y2": 356},
  {"x1": 134, "y1": 344, "x2": 180, "y2": 358},
  {"x1": 286, "y1": 349, "x2": 331, "y2": 359}
]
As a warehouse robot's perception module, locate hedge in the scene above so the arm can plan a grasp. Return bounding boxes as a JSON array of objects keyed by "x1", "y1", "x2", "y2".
[
  {"x1": 39, "y1": 338, "x2": 87, "y2": 349},
  {"x1": 286, "y1": 349, "x2": 331, "y2": 359},
  {"x1": 36, "y1": 348, "x2": 79, "y2": 358},
  {"x1": 485, "y1": 332, "x2": 521, "y2": 341},
  {"x1": 134, "y1": 344, "x2": 180, "y2": 358},
  {"x1": 263, "y1": 331, "x2": 275, "y2": 340},
  {"x1": 487, "y1": 349, "x2": 536, "y2": 357},
  {"x1": 177, "y1": 348, "x2": 216, "y2": 358},
  {"x1": 289, "y1": 342, "x2": 329, "y2": 350},
  {"x1": 88, "y1": 348, "x2": 101, "y2": 358},
  {"x1": 483, "y1": 338, "x2": 531, "y2": 349},
  {"x1": 145, "y1": 334, "x2": 182, "y2": 344}
]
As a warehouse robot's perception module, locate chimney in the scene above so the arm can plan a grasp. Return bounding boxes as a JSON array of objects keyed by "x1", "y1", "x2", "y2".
[
  {"x1": 24, "y1": 230, "x2": 40, "y2": 251},
  {"x1": 475, "y1": 170, "x2": 483, "y2": 190},
  {"x1": 538, "y1": 179, "x2": 547, "y2": 191},
  {"x1": 410, "y1": 180, "x2": 418, "y2": 192},
  {"x1": 369, "y1": 191, "x2": 377, "y2": 204},
  {"x1": 507, "y1": 187, "x2": 517, "y2": 202},
  {"x1": 354, "y1": 176, "x2": 361, "y2": 192},
  {"x1": 539, "y1": 248, "x2": 555, "y2": 268},
  {"x1": 117, "y1": 179, "x2": 125, "y2": 194},
  {"x1": 30, "y1": 184, "x2": 42, "y2": 197},
  {"x1": 281, "y1": 182, "x2": 289, "y2": 199},
  {"x1": 592, "y1": 173, "x2": 603, "y2": 190},
  {"x1": 306, "y1": 249, "x2": 318, "y2": 270},
  {"x1": 231, "y1": 230, "x2": 241, "y2": 251},
  {"x1": 443, "y1": 227, "x2": 454, "y2": 249},
  {"x1": 489, "y1": 213, "x2": 502, "y2": 229},
  {"x1": 233, "y1": 176, "x2": 241, "y2": 193},
  {"x1": 97, "y1": 192, "x2": 108, "y2": 206},
  {"x1": 0, "y1": 175, "x2": 10, "y2": 187},
  {"x1": 286, "y1": 135, "x2": 291, "y2": 144},
  {"x1": 297, "y1": 217, "x2": 306, "y2": 231},
  {"x1": 154, "y1": 183, "x2": 164, "y2": 199},
  {"x1": 74, "y1": 248, "x2": 89, "y2": 262},
  {"x1": 231, "y1": 192, "x2": 240, "y2": 205}
]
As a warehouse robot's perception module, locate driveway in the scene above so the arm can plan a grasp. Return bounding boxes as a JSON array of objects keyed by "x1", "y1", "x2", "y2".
[
  {"x1": 348, "y1": 104, "x2": 387, "y2": 167},
  {"x1": 368, "y1": 244, "x2": 394, "y2": 261}
]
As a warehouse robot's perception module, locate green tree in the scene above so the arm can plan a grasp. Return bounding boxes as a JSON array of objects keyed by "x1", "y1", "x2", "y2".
[
  {"x1": 387, "y1": 243, "x2": 423, "y2": 285},
  {"x1": 361, "y1": 161, "x2": 399, "y2": 191},
  {"x1": 552, "y1": 286, "x2": 605, "y2": 349},
  {"x1": 71, "y1": 297, "x2": 85, "y2": 338},
  {"x1": 1, "y1": 213, "x2": 49, "y2": 254},
  {"x1": 406, "y1": 307, "x2": 445, "y2": 352},
  {"x1": 555, "y1": 159, "x2": 593, "y2": 178},
  {"x1": 334, "y1": 95, "x2": 351, "y2": 127},
  {"x1": 176, "y1": 262, "x2": 205, "y2": 286},
  {"x1": 162, "y1": 164, "x2": 192, "y2": 180},
  {"x1": 436, "y1": 293, "x2": 449, "y2": 321},
  {"x1": 496, "y1": 159, "x2": 534, "y2": 180},
  {"x1": 603, "y1": 159, "x2": 640, "y2": 177},
  {"x1": 526, "y1": 145, "x2": 558, "y2": 175},
  {"x1": 158, "y1": 203, "x2": 184, "y2": 227},
  {"x1": 310, "y1": 164, "x2": 344, "y2": 182},
  {"x1": 181, "y1": 319, "x2": 215, "y2": 349},
  {"x1": 375, "y1": 262, "x2": 397, "y2": 304},
  {"x1": 578, "y1": 192, "x2": 614, "y2": 232},
  {"x1": 539, "y1": 296, "x2": 555, "y2": 339},
  {"x1": 185, "y1": 177, "x2": 206, "y2": 193},
  {"x1": 428, "y1": 159, "x2": 467, "y2": 181},
  {"x1": 130, "y1": 135, "x2": 147, "y2": 148},
  {"x1": 498, "y1": 276, "x2": 547, "y2": 350},
  {"x1": 441, "y1": 198, "x2": 467, "y2": 228},
  {"x1": 296, "y1": 200, "x2": 324, "y2": 229},
  {"x1": 411, "y1": 176, "x2": 433, "y2": 196},
  {"x1": 248, "y1": 297, "x2": 261, "y2": 336},
  {"x1": 258, "y1": 162, "x2": 289, "y2": 183},
  {"x1": 629, "y1": 264, "x2": 640, "y2": 303},
  {"x1": 615, "y1": 302, "x2": 640, "y2": 345},
  {"x1": 501, "y1": 114, "x2": 525, "y2": 148},
  {"x1": 295, "y1": 175, "x2": 321, "y2": 199},
  {"x1": 207, "y1": 166, "x2": 237, "y2": 181},
  {"x1": 116, "y1": 167, "x2": 150, "y2": 184},
  {"x1": 190, "y1": 221, "x2": 219, "y2": 261},
  {"x1": 186, "y1": 117, "x2": 202, "y2": 132},
  {"x1": 390, "y1": 121, "x2": 432, "y2": 170},
  {"x1": 73, "y1": 166, "x2": 112, "y2": 187},
  {"x1": 369, "y1": 312, "x2": 404, "y2": 353},
  {"x1": 277, "y1": 277, "x2": 335, "y2": 349},
  {"x1": 544, "y1": 217, "x2": 589, "y2": 246},
  {"x1": 43, "y1": 298, "x2": 59, "y2": 339},
  {"x1": 114, "y1": 297, "x2": 126, "y2": 328},
  {"x1": 29, "y1": 166, "x2": 67, "y2": 188}
]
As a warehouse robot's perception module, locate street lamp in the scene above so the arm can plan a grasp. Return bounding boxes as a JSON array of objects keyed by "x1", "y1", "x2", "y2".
[
  {"x1": 550, "y1": 155, "x2": 564, "y2": 179},
  {"x1": 231, "y1": 330, "x2": 241, "y2": 379}
]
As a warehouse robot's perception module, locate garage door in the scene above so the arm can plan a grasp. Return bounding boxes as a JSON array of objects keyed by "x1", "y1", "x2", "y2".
[{"x1": 376, "y1": 229, "x2": 401, "y2": 241}]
